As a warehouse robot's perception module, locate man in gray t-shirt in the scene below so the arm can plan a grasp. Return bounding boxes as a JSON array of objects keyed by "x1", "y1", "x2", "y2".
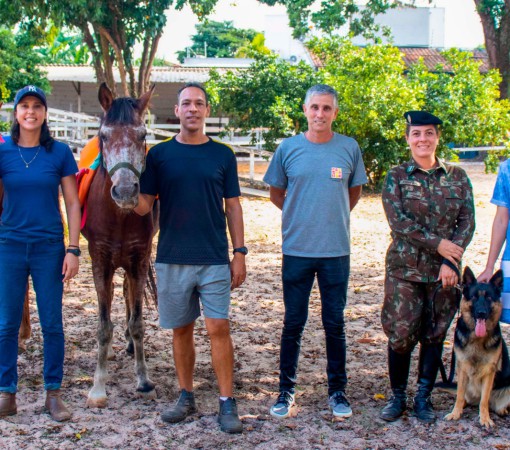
[{"x1": 263, "y1": 84, "x2": 367, "y2": 420}]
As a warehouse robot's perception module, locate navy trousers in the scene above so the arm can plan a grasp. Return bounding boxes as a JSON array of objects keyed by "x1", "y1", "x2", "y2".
[{"x1": 279, "y1": 254, "x2": 350, "y2": 396}]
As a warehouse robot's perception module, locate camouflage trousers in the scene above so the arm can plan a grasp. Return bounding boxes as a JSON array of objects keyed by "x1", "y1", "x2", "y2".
[{"x1": 381, "y1": 275, "x2": 459, "y2": 354}]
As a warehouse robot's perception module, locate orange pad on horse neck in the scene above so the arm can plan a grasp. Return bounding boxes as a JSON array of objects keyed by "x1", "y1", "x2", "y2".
[{"x1": 79, "y1": 136, "x2": 100, "y2": 169}]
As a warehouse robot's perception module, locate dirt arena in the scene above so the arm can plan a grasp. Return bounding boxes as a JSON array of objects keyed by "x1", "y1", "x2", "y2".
[{"x1": 2, "y1": 162, "x2": 510, "y2": 449}]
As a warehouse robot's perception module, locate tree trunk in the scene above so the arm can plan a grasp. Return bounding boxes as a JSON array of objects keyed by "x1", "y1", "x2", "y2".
[
  {"x1": 497, "y1": 5, "x2": 510, "y2": 98},
  {"x1": 99, "y1": 26, "x2": 129, "y2": 97},
  {"x1": 138, "y1": 33, "x2": 161, "y2": 95},
  {"x1": 99, "y1": 32, "x2": 117, "y2": 98},
  {"x1": 474, "y1": 0, "x2": 510, "y2": 98},
  {"x1": 81, "y1": 26, "x2": 106, "y2": 87}
]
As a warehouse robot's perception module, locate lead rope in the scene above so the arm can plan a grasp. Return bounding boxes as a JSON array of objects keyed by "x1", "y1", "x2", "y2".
[{"x1": 431, "y1": 283, "x2": 463, "y2": 387}]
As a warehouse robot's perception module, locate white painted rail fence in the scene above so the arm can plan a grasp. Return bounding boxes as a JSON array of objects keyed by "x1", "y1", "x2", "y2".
[{"x1": 0, "y1": 105, "x2": 272, "y2": 182}]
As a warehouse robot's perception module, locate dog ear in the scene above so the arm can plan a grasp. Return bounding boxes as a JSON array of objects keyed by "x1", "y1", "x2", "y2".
[
  {"x1": 490, "y1": 269, "x2": 504, "y2": 290},
  {"x1": 462, "y1": 266, "x2": 476, "y2": 287}
]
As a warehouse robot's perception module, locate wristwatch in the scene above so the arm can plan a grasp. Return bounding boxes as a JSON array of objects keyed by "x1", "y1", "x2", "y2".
[
  {"x1": 233, "y1": 246, "x2": 248, "y2": 255},
  {"x1": 66, "y1": 247, "x2": 81, "y2": 257}
]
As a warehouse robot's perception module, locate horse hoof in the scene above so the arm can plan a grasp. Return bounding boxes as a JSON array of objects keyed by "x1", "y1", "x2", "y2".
[
  {"x1": 125, "y1": 342, "x2": 134, "y2": 356},
  {"x1": 137, "y1": 388, "x2": 157, "y2": 400},
  {"x1": 86, "y1": 396, "x2": 108, "y2": 408}
]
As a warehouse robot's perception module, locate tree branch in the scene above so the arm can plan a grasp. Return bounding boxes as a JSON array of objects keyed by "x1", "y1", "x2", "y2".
[{"x1": 98, "y1": 25, "x2": 129, "y2": 96}]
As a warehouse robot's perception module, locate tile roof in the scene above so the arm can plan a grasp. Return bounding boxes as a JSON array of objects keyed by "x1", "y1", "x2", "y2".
[
  {"x1": 308, "y1": 47, "x2": 490, "y2": 73},
  {"x1": 39, "y1": 64, "x2": 232, "y2": 83}
]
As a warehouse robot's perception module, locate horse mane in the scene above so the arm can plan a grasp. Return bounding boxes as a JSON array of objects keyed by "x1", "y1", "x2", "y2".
[{"x1": 102, "y1": 97, "x2": 141, "y2": 125}]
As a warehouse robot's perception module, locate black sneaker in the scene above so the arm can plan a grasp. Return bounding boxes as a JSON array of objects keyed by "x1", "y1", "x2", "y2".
[
  {"x1": 161, "y1": 389, "x2": 197, "y2": 423},
  {"x1": 218, "y1": 397, "x2": 243, "y2": 434}
]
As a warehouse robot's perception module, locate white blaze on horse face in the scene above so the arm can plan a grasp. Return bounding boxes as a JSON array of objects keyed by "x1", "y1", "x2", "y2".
[{"x1": 101, "y1": 124, "x2": 147, "y2": 207}]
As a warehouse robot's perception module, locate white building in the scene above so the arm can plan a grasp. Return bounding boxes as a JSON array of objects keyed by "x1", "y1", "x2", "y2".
[{"x1": 351, "y1": 7, "x2": 445, "y2": 48}]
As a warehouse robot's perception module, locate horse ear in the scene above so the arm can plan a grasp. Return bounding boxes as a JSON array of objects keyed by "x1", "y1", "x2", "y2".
[
  {"x1": 138, "y1": 84, "x2": 155, "y2": 114},
  {"x1": 98, "y1": 82, "x2": 114, "y2": 112},
  {"x1": 462, "y1": 266, "x2": 476, "y2": 287}
]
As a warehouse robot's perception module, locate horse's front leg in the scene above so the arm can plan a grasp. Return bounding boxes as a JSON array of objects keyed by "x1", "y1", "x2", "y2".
[
  {"x1": 125, "y1": 270, "x2": 156, "y2": 399},
  {"x1": 87, "y1": 261, "x2": 115, "y2": 408},
  {"x1": 18, "y1": 287, "x2": 31, "y2": 354},
  {"x1": 123, "y1": 276, "x2": 134, "y2": 355}
]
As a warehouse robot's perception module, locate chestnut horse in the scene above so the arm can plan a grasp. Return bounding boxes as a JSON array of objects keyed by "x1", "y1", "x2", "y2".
[{"x1": 83, "y1": 83, "x2": 157, "y2": 407}]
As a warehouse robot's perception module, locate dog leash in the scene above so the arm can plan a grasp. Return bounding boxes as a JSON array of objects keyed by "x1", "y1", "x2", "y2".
[{"x1": 430, "y1": 282, "x2": 463, "y2": 387}]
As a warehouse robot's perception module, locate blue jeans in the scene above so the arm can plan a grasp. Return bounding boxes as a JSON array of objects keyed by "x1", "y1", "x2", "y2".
[
  {"x1": 0, "y1": 238, "x2": 65, "y2": 393},
  {"x1": 279, "y1": 254, "x2": 350, "y2": 396}
]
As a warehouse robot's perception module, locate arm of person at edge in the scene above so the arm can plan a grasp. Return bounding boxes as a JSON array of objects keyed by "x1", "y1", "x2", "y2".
[
  {"x1": 225, "y1": 196, "x2": 246, "y2": 290},
  {"x1": 61, "y1": 174, "x2": 81, "y2": 282},
  {"x1": 478, "y1": 206, "x2": 509, "y2": 283},
  {"x1": 134, "y1": 193, "x2": 156, "y2": 216},
  {"x1": 382, "y1": 169, "x2": 465, "y2": 288}
]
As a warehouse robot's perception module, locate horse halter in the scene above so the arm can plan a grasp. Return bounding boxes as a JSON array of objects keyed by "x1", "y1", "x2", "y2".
[
  {"x1": 106, "y1": 160, "x2": 144, "y2": 179},
  {"x1": 100, "y1": 138, "x2": 147, "y2": 180}
]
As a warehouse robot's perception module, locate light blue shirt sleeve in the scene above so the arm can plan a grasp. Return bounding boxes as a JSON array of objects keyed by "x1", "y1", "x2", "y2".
[
  {"x1": 348, "y1": 142, "x2": 368, "y2": 188},
  {"x1": 491, "y1": 160, "x2": 510, "y2": 209},
  {"x1": 263, "y1": 143, "x2": 288, "y2": 189}
]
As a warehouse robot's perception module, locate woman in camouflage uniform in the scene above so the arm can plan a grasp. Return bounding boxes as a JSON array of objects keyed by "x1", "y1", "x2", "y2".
[{"x1": 380, "y1": 111, "x2": 475, "y2": 423}]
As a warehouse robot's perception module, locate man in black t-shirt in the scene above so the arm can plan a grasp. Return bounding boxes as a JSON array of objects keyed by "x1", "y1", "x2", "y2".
[{"x1": 135, "y1": 83, "x2": 246, "y2": 434}]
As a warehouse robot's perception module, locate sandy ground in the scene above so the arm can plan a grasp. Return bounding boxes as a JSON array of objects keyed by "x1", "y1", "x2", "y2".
[{"x1": 2, "y1": 162, "x2": 510, "y2": 449}]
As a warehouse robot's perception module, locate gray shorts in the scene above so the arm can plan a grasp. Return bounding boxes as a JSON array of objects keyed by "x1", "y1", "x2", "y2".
[{"x1": 155, "y1": 263, "x2": 231, "y2": 329}]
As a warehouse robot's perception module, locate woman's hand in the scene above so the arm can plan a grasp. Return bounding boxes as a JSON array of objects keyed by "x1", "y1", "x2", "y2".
[
  {"x1": 437, "y1": 239, "x2": 464, "y2": 265},
  {"x1": 437, "y1": 263, "x2": 458, "y2": 287},
  {"x1": 62, "y1": 253, "x2": 79, "y2": 282}
]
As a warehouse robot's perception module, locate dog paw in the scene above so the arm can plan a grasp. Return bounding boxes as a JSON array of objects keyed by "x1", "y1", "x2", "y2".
[
  {"x1": 480, "y1": 415, "x2": 495, "y2": 429},
  {"x1": 445, "y1": 411, "x2": 461, "y2": 421}
]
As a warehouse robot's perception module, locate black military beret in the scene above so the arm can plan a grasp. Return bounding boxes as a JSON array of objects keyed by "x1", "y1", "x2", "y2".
[{"x1": 404, "y1": 110, "x2": 442, "y2": 126}]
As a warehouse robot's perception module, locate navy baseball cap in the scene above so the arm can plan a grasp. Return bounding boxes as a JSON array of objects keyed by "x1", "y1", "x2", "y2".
[{"x1": 14, "y1": 85, "x2": 47, "y2": 110}]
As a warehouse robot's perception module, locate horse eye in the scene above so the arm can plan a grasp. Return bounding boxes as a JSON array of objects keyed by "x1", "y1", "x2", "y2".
[
  {"x1": 139, "y1": 131, "x2": 147, "y2": 141},
  {"x1": 100, "y1": 133, "x2": 108, "y2": 143}
]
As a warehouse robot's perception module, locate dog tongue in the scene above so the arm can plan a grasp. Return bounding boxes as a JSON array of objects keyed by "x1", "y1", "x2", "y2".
[{"x1": 475, "y1": 319, "x2": 487, "y2": 337}]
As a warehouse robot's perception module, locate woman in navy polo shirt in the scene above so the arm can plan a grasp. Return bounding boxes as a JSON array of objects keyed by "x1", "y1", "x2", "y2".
[{"x1": 0, "y1": 86, "x2": 80, "y2": 421}]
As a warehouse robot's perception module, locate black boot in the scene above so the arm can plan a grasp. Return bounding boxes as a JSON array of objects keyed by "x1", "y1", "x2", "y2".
[
  {"x1": 414, "y1": 343, "x2": 443, "y2": 423},
  {"x1": 380, "y1": 347, "x2": 411, "y2": 422}
]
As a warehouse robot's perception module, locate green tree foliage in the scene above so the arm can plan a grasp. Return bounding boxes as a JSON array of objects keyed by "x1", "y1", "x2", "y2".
[
  {"x1": 176, "y1": 21, "x2": 259, "y2": 63},
  {"x1": 473, "y1": 0, "x2": 510, "y2": 98},
  {"x1": 307, "y1": 38, "x2": 422, "y2": 187},
  {"x1": 3, "y1": 0, "x2": 414, "y2": 98},
  {"x1": 408, "y1": 48, "x2": 510, "y2": 173},
  {"x1": 0, "y1": 0, "x2": 219, "y2": 97},
  {"x1": 258, "y1": 0, "x2": 414, "y2": 39},
  {"x1": 207, "y1": 52, "x2": 320, "y2": 150},
  {"x1": 408, "y1": 48, "x2": 510, "y2": 148},
  {"x1": 235, "y1": 33, "x2": 272, "y2": 58},
  {"x1": 0, "y1": 27, "x2": 50, "y2": 103},
  {"x1": 36, "y1": 27, "x2": 92, "y2": 65},
  {"x1": 209, "y1": 38, "x2": 510, "y2": 189}
]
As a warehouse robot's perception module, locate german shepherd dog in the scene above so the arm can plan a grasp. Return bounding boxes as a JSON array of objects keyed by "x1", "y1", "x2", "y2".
[{"x1": 445, "y1": 267, "x2": 510, "y2": 428}]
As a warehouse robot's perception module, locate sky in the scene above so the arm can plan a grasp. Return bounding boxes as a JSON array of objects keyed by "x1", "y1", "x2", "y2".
[{"x1": 156, "y1": 0, "x2": 485, "y2": 63}]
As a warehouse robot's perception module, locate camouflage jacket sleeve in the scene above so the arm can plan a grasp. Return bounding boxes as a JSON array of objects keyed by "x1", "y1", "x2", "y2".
[
  {"x1": 382, "y1": 167, "x2": 442, "y2": 251},
  {"x1": 448, "y1": 168, "x2": 475, "y2": 250}
]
